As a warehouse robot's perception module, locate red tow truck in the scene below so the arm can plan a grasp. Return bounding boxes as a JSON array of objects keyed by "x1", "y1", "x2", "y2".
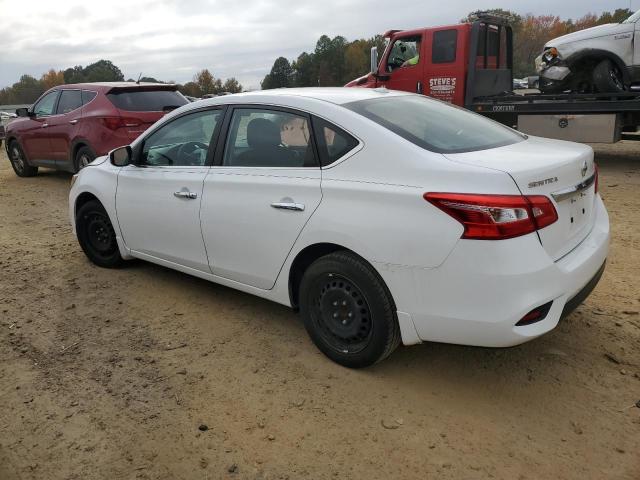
[{"x1": 345, "y1": 12, "x2": 640, "y2": 143}]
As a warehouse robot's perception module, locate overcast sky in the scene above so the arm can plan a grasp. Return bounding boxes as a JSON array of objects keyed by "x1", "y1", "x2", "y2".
[{"x1": 0, "y1": 0, "x2": 637, "y2": 90}]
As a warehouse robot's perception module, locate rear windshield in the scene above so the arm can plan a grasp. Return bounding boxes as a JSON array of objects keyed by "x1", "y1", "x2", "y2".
[
  {"x1": 344, "y1": 95, "x2": 525, "y2": 153},
  {"x1": 107, "y1": 89, "x2": 188, "y2": 112}
]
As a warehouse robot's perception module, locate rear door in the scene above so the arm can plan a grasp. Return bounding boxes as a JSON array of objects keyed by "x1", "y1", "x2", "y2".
[
  {"x1": 20, "y1": 90, "x2": 59, "y2": 161},
  {"x1": 201, "y1": 106, "x2": 322, "y2": 289},
  {"x1": 116, "y1": 107, "x2": 223, "y2": 272},
  {"x1": 379, "y1": 34, "x2": 425, "y2": 94},
  {"x1": 47, "y1": 89, "x2": 83, "y2": 166},
  {"x1": 424, "y1": 27, "x2": 464, "y2": 104}
]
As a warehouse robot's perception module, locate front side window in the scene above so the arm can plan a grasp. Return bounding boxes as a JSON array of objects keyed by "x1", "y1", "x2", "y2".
[
  {"x1": 432, "y1": 30, "x2": 458, "y2": 64},
  {"x1": 56, "y1": 90, "x2": 83, "y2": 114},
  {"x1": 386, "y1": 36, "x2": 421, "y2": 72},
  {"x1": 33, "y1": 91, "x2": 59, "y2": 117},
  {"x1": 345, "y1": 95, "x2": 525, "y2": 154},
  {"x1": 312, "y1": 117, "x2": 359, "y2": 166},
  {"x1": 141, "y1": 109, "x2": 222, "y2": 166},
  {"x1": 223, "y1": 108, "x2": 317, "y2": 168}
]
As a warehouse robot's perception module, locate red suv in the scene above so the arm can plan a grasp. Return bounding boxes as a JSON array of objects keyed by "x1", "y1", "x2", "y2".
[{"x1": 4, "y1": 82, "x2": 188, "y2": 177}]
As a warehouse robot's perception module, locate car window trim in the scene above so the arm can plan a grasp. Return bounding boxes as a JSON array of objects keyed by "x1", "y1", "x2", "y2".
[
  {"x1": 213, "y1": 104, "x2": 321, "y2": 169},
  {"x1": 56, "y1": 89, "x2": 83, "y2": 116},
  {"x1": 134, "y1": 105, "x2": 227, "y2": 168}
]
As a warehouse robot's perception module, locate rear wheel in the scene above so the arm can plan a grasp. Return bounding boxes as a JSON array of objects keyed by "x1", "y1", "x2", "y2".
[
  {"x1": 8, "y1": 141, "x2": 38, "y2": 177},
  {"x1": 299, "y1": 251, "x2": 401, "y2": 368},
  {"x1": 76, "y1": 200, "x2": 123, "y2": 268},
  {"x1": 593, "y1": 59, "x2": 626, "y2": 93},
  {"x1": 75, "y1": 145, "x2": 96, "y2": 172}
]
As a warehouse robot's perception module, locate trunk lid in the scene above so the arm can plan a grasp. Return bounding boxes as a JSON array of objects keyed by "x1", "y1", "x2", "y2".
[{"x1": 445, "y1": 136, "x2": 597, "y2": 260}]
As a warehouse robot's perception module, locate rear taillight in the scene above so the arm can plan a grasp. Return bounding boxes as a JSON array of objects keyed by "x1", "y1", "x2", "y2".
[
  {"x1": 424, "y1": 193, "x2": 558, "y2": 240},
  {"x1": 594, "y1": 162, "x2": 599, "y2": 194},
  {"x1": 101, "y1": 117, "x2": 142, "y2": 130}
]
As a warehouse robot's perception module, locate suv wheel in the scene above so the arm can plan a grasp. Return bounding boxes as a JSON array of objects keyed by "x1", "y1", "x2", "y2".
[
  {"x1": 76, "y1": 200, "x2": 123, "y2": 268},
  {"x1": 8, "y1": 141, "x2": 38, "y2": 177},
  {"x1": 299, "y1": 251, "x2": 401, "y2": 368},
  {"x1": 75, "y1": 146, "x2": 96, "y2": 172},
  {"x1": 593, "y1": 59, "x2": 626, "y2": 93}
]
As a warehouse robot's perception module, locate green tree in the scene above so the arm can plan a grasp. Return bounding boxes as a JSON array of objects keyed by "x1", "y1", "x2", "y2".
[
  {"x1": 194, "y1": 69, "x2": 217, "y2": 95},
  {"x1": 261, "y1": 57, "x2": 295, "y2": 89},
  {"x1": 179, "y1": 81, "x2": 202, "y2": 97},
  {"x1": 222, "y1": 77, "x2": 243, "y2": 93},
  {"x1": 82, "y1": 60, "x2": 124, "y2": 82},
  {"x1": 292, "y1": 52, "x2": 317, "y2": 87},
  {"x1": 63, "y1": 65, "x2": 85, "y2": 84}
]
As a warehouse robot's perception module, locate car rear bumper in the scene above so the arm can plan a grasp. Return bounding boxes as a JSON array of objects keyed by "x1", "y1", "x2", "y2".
[{"x1": 375, "y1": 195, "x2": 610, "y2": 347}]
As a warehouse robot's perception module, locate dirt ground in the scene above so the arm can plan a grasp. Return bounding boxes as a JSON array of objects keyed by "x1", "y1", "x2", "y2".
[{"x1": 0, "y1": 143, "x2": 638, "y2": 480}]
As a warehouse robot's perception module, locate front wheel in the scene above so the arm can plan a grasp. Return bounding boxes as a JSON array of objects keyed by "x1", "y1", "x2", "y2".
[
  {"x1": 299, "y1": 251, "x2": 401, "y2": 368},
  {"x1": 76, "y1": 200, "x2": 123, "y2": 268},
  {"x1": 8, "y1": 141, "x2": 38, "y2": 177},
  {"x1": 593, "y1": 59, "x2": 626, "y2": 93}
]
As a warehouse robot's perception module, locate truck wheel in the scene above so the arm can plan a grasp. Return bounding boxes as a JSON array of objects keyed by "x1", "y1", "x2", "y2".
[
  {"x1": 8, "y1": 141, "x2": 38, "y2": 177},
  {"x1": 299, "y1": 251, "x2": 401, "y2": 368},
  {"x1": 75, "y1": 145, "x2": 96, "y2": 172},
  {"x1": 593, "y1": 59, "x2": 626, "y2": 93}
]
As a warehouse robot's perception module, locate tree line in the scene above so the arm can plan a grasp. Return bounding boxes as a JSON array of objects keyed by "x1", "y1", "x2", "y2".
[
  {"x1": 261, "y1": 7, "x2": 634, "y2": 89},
  {"x1": 0, "y1": 60, "x2": 242, "y2": 105}
]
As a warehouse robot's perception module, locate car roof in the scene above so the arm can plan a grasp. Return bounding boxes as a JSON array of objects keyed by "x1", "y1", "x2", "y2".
[
  {"x1": 52, "y1": 82, "x2": 178, "y2": 91},
  {"x1": 205, "y1": 87, "x2": 412, "y2": 106}
]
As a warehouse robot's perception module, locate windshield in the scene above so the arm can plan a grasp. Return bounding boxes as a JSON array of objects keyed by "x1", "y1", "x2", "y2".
[
  {"x1": 623, "y1": 10, "x2": 640, "y2": 23},
  {"x1": 344, "y1": 95, "x2": 525, "y2": 154}
]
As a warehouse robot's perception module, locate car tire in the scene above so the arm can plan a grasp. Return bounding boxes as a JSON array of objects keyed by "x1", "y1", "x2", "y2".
[
  {"x1": 75, "y1": 200, "x2": 124, "y2": 268},
  {"x1": 593, "y1": 59, "x2": 626, "y2": 93},
  {"x1": 299, "y1": 251, "x2": 401, "y2": 368},
  {"x1": 75, "y1": 145, "x2": 96, "y2": 172},
  {"x1": 8, "y1": 141, "x2": 38, "y2": 177}
]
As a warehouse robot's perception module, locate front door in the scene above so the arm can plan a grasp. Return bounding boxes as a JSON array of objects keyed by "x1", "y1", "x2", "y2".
[
  {"x1": 21, "y1": 90, "x2": 59, "y2": 161},
  {"x1": 116, "y1": 107, "x2": 224, "y2": 272},
  {"x1": 201, "y1": 106, "x2": 322, "y2": 290},
  {"x1": 48, "y1": 89, "x2": 83, "y2": 166},
  {"x1": 379, "y1": 34, "x2": 425, "y2": 94}
]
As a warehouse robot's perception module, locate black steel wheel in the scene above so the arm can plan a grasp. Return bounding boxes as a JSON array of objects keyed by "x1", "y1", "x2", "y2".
[
  {"x1": 8, "y1": 141, "x2": 38, "y2": 177},
  {"x1": 299, "y1": 251, "x2": 401, "y2": 368},
  {"x1": 76, "y1": 200, "x2": 123, "y2": 268}
]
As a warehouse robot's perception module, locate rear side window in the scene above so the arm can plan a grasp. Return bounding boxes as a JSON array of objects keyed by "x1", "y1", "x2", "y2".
[
  {"x1": 56, "y1": 90, "x2": 82, "y2": 114},
  {"x1": 345, "y1": 95, "x2": 524, "y2": 154},
  {"x1": 432, "y1": 30, "x2": 457, "y2": 64},
  {"x1": 82, "y1": 90, "x2": 97, "y2": 105},
  {"x1": 107, "y1": 90, "x2": 188, "y2": 112},
  {"x1": 312, "y1": 117, "x2": 359, "y2": 166}
]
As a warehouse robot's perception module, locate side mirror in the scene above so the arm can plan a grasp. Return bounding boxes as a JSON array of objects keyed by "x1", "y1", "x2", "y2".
[
  {"x1": 15, "y1": 107, "x2": 31, "y2": 117},
  {"x1": 370, "y1": 47, "x2": 379, "y2": 74},
  {"x1": 109, "y1": 145, "x2": 132, "y2": 167}
]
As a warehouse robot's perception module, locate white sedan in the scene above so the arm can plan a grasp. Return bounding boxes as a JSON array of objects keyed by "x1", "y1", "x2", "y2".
[{"x1": 69, "y1": 88, "x2": 609, "y2": 368}]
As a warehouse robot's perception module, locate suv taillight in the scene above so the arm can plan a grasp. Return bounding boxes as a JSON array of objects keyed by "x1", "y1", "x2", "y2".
[
  {"x1": 424, "y1": 193, "x2": 558, "y2": 240},
  {"x1": 101, "y1": 117, "x2": 142, "y2": 130}
]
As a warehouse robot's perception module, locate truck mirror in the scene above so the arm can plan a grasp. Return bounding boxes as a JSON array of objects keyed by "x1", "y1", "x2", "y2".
[{"x1": 370, "y1": 47, "x2": 379, "y2": 74}]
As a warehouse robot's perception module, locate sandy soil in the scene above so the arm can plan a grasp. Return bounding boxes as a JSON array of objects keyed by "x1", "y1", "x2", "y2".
[{"x1": 0, "y1": 144, "x2": 638, "y2": 480}]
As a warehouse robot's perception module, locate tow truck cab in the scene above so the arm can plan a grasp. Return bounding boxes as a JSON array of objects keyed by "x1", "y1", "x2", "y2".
[{"x1": 345, "y1": 13, "x2": 513, "y2": 108}]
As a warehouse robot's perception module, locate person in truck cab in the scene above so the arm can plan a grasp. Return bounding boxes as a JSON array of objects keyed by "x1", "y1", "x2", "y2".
[{"x1": 401, "y1": 39, "x2": 421, "y2": 68}]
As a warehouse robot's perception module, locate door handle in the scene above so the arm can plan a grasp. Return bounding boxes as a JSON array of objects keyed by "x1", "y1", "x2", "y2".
[
  {"x1": 69, "y1": 119, "x2": 78, "y2": 125},
  {"x1": 417, "y1": 81, "x2": 423, "y2": 94},
  {"x1": 173, "y1": 191, "x2": 198, "y2": 199},
  {"x1": 41, "y1": 123, "x2": 49, "y2": 128},
  {"x1": 271, "y1": 202, "x2": 305, "y2": 211}
]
